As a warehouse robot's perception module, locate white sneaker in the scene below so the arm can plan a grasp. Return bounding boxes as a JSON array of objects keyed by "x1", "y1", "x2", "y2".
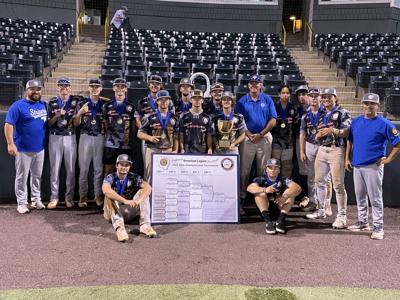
[
  {"x1": 31, "y1": 200, "x2": 45, "y2": 210},
  {"x1": 78, "y1": 196, "x2": 88, "y2": 208},
  {"x1": 325, "y1": 202, "x2": 333, "y2": 217},
  {"x1": 306, "y1": 211, "x2": 326, "y2": 219},
  {"x1": 47, "y1": 199, "x2": 58, "y2": 209},
  {"x1": 348, "y1": 222, "x2": 371, "y2": 232},
  {"x1": 65, "y1": 199, "x2": 75, "y2": 208},
  {"x1": 370, "y1": 231, "x2": 384, "y2": 240},
  {"x1": 17, "y1": 204, "x2": 30, "y2": 214},
  {"x1": 332, "y1": 215, "x2": 347, "y2": 229}
]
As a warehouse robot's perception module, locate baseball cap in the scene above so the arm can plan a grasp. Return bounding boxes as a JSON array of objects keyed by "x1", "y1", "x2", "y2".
[
  {"x1": 156, "y1": 90, "x2": 171, "y2": 101},
  {"x1": 249, "y1": 74, "x2": 262, "y2": 83},
  {"x1": 308, "y1": 87, "x2": 321, "y2": 95},
  {"x1": 178, "y1": 77, "x2": 194, "y2": 89},
  {"x1": 26, "y1": 79, "x2": 43, "y2": 89},
  {"x1": 265, "y1": 158, "x2": 281, "y2": 168},
  {"x1": 321, "y1": 87, "x2": 337, "y2": 97},
  {"x1": 362, "y1": 93, "x2": 379, "y2": 104},
  {"x1": 211, "y1": 82, "x2": 224, "y2": 92},
  {"x1": 113, "y1": 78, "x2": 127, "y2": 86},
  {"x1": 148, "y1": 75, "x2": 162, "y2": 84},
  {"x1": 116, "y1": 154, "x2": 132, "y2": 165},
  {"x1": 121, "y1": 6, "x2": 128, "y2": 12},
  {"x1": 192, "y1": 89, "x2": 204, "y2": 98},
  {"x1": 295, "y1": 85, "x2": 308, "y2": 94},
  {"x1": 88, "y1": 78, "x2": 102, "y2": 86},
  {"x1": 57, "y1": 77, "x2": 71, "y2": 85},
  {"x1": 221, "y1": 91, "x2": 234, "y2": 100}
]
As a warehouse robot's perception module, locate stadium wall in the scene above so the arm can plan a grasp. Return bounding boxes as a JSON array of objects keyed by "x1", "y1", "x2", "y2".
[
  {"x1": 109, "y1": 0, "x2": 283, "y2": 33},
  {"x1": 1, "y1": 113, "x2": 400, "y2": 206}
]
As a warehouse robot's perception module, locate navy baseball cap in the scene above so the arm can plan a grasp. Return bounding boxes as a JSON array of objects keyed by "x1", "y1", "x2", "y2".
[
  {"x1": 249, "y1": 74, "x2": 262, "y2": 83},
  {"x1": 148, "y1": 75, "x2": 162, "y2": 84},
  {"x1": 308, "y1": 87, "x2": 321, "y2": 95},
  {"x1": 295, "y1": 85, "x2": 308, "y2": 94},
  {"x1": 265, "y1": 158, "x2": 281, "y2": 168},
  {"x1": 156, "y1": 90, "x2": 171, "y2": 101},
  {"x1": 26, "y1": 79, "x2": 43, "y2": 89},
  {"x1": 113, "y1": 78, "x2": 128, "y2": 86},
  {"x1": 88, "y1": 78, "x2": 102, "y2": 86},
  {"x1": 211, "y1": 82, "x2": 224, "y2": 91},
  {"x1": 57, "y1": 77, "x2": 71, "y2": 85},
  {"x1": 362, "y1": 93, "x2": 379, "y2": 104}
]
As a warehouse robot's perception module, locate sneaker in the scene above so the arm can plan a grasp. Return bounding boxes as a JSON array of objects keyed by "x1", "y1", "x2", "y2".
[
  {"x1": 47, "y1": 199, "x2": 58, "y2": 209},
  {"x1": 265, "y1": 221, "x2": 276, "y2": 235},
  {"x1": 65, "y1": 199, "x2": 75, "y2": 208},
  {"x1": 299, "y1": 196, "x2": 310, "y2": 208},
  {"x1": 17, "y1": 204, "x2": 30, "y2": 214},
  {"x1": 301, "y1": 201, "x2": 317, "y2": 212},
  {"x1": 78, "y1": 196, "x2": 88, "y2": 208},
  {"x1": 31, "y1": 200, "x2": 45, "y2": 210},
  {"x1": 370, "y1": 230, "x2": 384, "y2": 240},
  {"x1": 325, "y1": 202, "x2": 333, "y2": 217},
  {"x1": 306, "y1": 211, "x2": 326, "y2": 219},
  {"x1": 348, "y1": 221, "x2": 371, "y2": 232},
  {"x1": 332, "y1": 215, "x2": 347, "y2": 229},
  {"x1": 95, "y1": 195, "x2": 103, "y2": 207},
  {"x1": 139, "y1": 225, "x2": 157, "y2": 238},
  {"x1": 116, "y1": 225, "x2": 129, "y2": 242},
  {"x1": 275, "y1": 222, "x2": 287, "y2": 234}
]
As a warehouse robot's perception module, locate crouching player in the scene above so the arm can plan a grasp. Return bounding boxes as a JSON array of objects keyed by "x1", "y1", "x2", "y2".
[
  {"x1": 247, "y1": 158, "x2": 301, "y2": 235},
  {"x1": 102, "y1": 154, "x2": 157, "y2": 242}
]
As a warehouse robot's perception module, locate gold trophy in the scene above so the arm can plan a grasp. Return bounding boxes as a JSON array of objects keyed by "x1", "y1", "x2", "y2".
[{"x1": 218, "y1": 120, "x2": 234, "y2": 149}]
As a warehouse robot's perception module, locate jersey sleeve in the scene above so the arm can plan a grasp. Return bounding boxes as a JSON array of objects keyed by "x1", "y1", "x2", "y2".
[
  {"x1": 385, "y1": 122, "x2": 400, "y2": 146},
  {"x1": 103, "y1": 173, "x2": 114, "y2": 185},
  {"x1": 252, "y1": 176, "x2": 264, "y2": 186},
  {"x1": 300, "y1": 114, "x2": 307, "y2": 135},
  {"x1": 5, "y1": 102, "x2": 20, "y2": 126},
  {"x1": 237, "y1": 115, "x2": 247, "y2": 134},
  {"x1": 340, "y1": 109, "x2": 352, "y2": 129},
  {"x1": 207, "y1": 116, "x2": 214, "y2": 134},
  {"x1": 267, "y1": 96, "x2": 277, "y2": 119},
  {"x1": 139, "y1": 115, "x2": 151, "y2": 134}
]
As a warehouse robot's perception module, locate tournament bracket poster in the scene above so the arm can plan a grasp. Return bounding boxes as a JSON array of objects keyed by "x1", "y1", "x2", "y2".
[{"x1": 150, "y1": 153, "x2": 239, "y2": 224}]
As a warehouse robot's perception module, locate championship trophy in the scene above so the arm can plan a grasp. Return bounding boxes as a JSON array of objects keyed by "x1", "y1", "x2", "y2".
[{"x1": 217, "y1": 119, "x2": 234, "y2": 149}]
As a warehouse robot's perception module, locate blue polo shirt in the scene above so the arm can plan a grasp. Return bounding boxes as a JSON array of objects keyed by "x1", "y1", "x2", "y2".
[
  {"x1": 235, "y1": 93, "x2": 277, "y2": 134},
  {"x1": 349, "y1": 115, "x2": 400, "y2": 167},
  {"x1": 5, "y1": 98, "x2": 48, "y2": 152}
]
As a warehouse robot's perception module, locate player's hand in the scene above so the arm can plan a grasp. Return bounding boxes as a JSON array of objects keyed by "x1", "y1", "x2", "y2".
[
  {"x1": 77, "y1": 102, "x2": 89, "y2": 116},
  {"x1": 60, "y1": 109, "x2": 66, "y2": 116},
  {"x1": 377, "y1": 156, "x2": 389, "y2": 166},
  {"x1": 275, "y1": 195, "x2": 290, "y2": 207},
  {"x1": 150, "y1": 136, "x2": 161, "y2": 143},
  {"x1": 207, "y1": 148, "x2": 212, "y2": 155},
  {"x1": 125, "y1": 199, "x2": 139, "y2": 207},
  {"x1": 229, "y1": 144, "x2": 236, "y2": 151},
  {"x1": 252, "y1": 133, "x2": 262, "y2": 144},
  {"x1": 300, "y1": 152, "x2": 306, "y2": 162},
  {"x1": 7, "y1": 144, "x2": 18, "y2": 156},
  {"x1": 345, "y1": 160, "x2": 353, "y2": 172},
  {"x1": 264, "y1": 186, "x2": 277, "y2": 194},
  {"x1": 318, "y1": 128, "x2": 332, "y2": 137}
]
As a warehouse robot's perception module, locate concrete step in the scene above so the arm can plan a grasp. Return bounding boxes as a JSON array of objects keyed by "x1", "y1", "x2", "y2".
[
  {"x1": 51, "y1": 71, "x2": 101, "y2": 78},
  {"x1": 304, "y1": 75, "x2": 345, "y2": 81},
  {"x1": 47, "y1": 77, "x2": 94, "y2": 85},
  {"x1": 55, "y1": 64, "x2": 101, "y2": 72},
  {"x1": 61, "y1": 57, "x2": 103, "y2": 65}
]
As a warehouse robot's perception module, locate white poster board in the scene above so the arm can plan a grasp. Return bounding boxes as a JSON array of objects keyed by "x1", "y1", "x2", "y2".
[{"x1": 150, "y1": 153, "x2": 239, "y2": 224}]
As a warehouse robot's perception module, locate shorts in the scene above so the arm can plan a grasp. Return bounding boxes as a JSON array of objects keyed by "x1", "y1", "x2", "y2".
[{"x1": 103, "y1": 147, "x2": 131, "y2": 165}]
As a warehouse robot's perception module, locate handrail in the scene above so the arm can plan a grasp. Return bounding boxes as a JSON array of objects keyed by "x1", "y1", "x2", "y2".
[
  {"x1": 104, "y1": 6, "x2": 110, "y2": 45},
  {"x1": 281, "y1": 24, "x2": 287, "y2": 47},
  {"x1": 304, "y1": 22, "x2": 313, "y2": 51},
  {"x1": 76, "y1": 5, "x2": 85, "y2": 44}
]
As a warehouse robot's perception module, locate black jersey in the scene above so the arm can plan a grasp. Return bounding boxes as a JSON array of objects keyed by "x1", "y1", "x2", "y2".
[
  {"x1": 179, "y1": 111, "x2": 214, "y2": 154},
  {"x1": 174, "y1": 98, "x2": 191, "y2": 118},
  {"x1": 271, "y1": 102, "x2": 297, "y2": 149},
  {"x1": 103, "y1": 98, "x2": 136, "y2": 149},
  {"x1": 139, "y1": 110, "x2": 179, "y2": 149},
  {"x1": 48, "y1": 95, "x2": 81, "y2": 135},
  {"x1": 316, "y1": 106, "x2": 351, "y2": 147},
  {"x1": 300, "y1": 108, "x2": 324, "y2": 145},
  {"x1": 253, "y1": 174, "x2": 293, "y2": 200},
  {"x1": 103, "y1": 171, "x2": 144, "y2": 199},
  {"x1": 77, "y1": 97, "x2": 107, "y2": 136},
  {"x1": 135, "y1": 94, "x2": 175, "y2": 120}
]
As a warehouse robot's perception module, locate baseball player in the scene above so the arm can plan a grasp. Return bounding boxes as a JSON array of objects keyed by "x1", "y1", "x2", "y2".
[
  {"x1": 4, "y1": 80, "x2": 48, "y2": 213},
  {"x1": 235, "y1": 74, "x2": 277, "y2": 201},
  {"x1": 174, "y1": 77, "x2": 193, "y2": 117},
  {"x1": 179, "y1": 89, "x2": 214, "y2": 154},
  {"x1": 346, "y1": 93, "x2": 400, "y2": 240},
  {"x1": 73, "y1": 78, "x2": 107, "y2": 208},
  {"x1": 271, "y1": 85, "x2": 297, "y2": 178},
  {"x1": 247, "y1": 158, "x2": 301, "y2": 235},
  {"x1": 204, "y1": 82, "x2": 224, "y2": 116},
  {"x1": 47, "y1": 77, "x2": 80, "y2": 209},
  {"x1": 102, "y1": 154, "x2": 156, "y2": 242},
  {"x1": 306, "y1": 88, "x2": 351, "y2": 230},
  {"x1": 138, "y1": 90, "x2": 179, "y2": 180},
  {"x1": 103, "y1": 78, "x2": 136, "y2": 175},
  {"x1": 213, "y1": 91, "x2": 247, "y2": 154}
]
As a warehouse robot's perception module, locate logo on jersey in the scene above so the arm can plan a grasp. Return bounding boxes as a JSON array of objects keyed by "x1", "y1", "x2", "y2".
[
  {"x1": 126, "y1": 105, "x2": 133, "y2": 112},
  {"x1": 170, "y1": 118, "x2": 176, "y2": 126},
  {"x1": 392, "y1": 128, "x2": 399, "y2": 137},
  {"x1": 232, "y1": 117, "x2": 238, "y2": 124},
  {"x1": 332, "y1": 112, "x2": 339, "y2": 121},
  {"x1": 260, "y1": 103, "x2": 266, "y2": 108},
  {"x1": 202, "y1": 117, "x2": 208, "y2": 124},
  {"x1": 290, "y1": 109, "x2": 295, "y2": 115}
]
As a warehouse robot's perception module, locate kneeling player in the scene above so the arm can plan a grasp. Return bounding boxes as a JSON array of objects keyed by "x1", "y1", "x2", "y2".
[
  {"x1": 247, "y1": 158, "x2": 301, "y2": 235},
  {"x1": 102, "y1": 154, "x2": 157, "y2": 242}
]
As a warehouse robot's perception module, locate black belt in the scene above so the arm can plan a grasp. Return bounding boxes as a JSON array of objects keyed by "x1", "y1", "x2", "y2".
[{"x1": 50, "y1": 132, "x2": 75, "y2": 136}]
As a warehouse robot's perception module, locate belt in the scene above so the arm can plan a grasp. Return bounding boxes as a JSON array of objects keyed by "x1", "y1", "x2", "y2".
[
  {"x1": 320, "y1": 144, "x2": 337, "y2": 148},
  {"x1": 50, "y1": 132, "x2": 75, "y2": 136}
]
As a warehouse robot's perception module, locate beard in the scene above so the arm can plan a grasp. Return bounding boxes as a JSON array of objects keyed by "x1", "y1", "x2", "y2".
[{"x1": 29, "y1": 93, "x2": 41, "y2": 101}]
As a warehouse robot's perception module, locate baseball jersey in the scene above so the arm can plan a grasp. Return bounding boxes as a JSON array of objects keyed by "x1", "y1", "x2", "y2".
[
  {"x1": 235, "y1": 93, "x2": 277, "y2": 134},
  {"x1": 349, "y1": 115, "x2": 400, "y2": 166},
  {"x1": 203, "y1": 99, "x2": 222, "y2": 117},
  {"x1": 77, "y1": 97, "x2": 107, "y2": 136},
  {"x1": 103, "y1": 171, "x2": 144, "y2": 200},
  {"x1": 179, "y1": 111, "x2": 214, "y2": 154},
  {"x1": 316, "y1": 105, "x2": 351, "y2": 147},
  {"x1": 271, "y1": 101, "x2": 297, "y2": 149},
  {"x1": 300, "y1": 108, "x2": 325, "y2": 144},
  {"x1": 5, "y1": 98, "x2": 48, "y2": 152},
  {"x1": 135, "y1": 94, "x2": 175, "y2": 120},
  {"x1": 213, "y1": 112, "x2": 247, "y2": 145},
  {"x1": 293, "y1": 104, "x2": 307, "y2": 137},
  {"x1": 48, "y1": 95, "x2": 80, "y2": 135},
  {"x1": 174, "y1": 98, "x2": 191, "y2": 118},
  {"x1": 139, "y1": 110, "x2": 179, "y2": 149},
  {"x1": 103, "y1": 98, "x2": 136, "y2": 149},
  {"x1": 253, "y1": 174, "x2": 293, "y2": 199}
]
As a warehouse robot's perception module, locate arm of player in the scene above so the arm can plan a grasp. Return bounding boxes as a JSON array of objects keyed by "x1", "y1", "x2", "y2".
[
  {"x1": 133, "y1": 181, "x2": 152, "y2": 205},
  {"x1": 259, "y1": 117, "x2": 277, "y2": 137},
  {"x1": 299, "y1": 132, "x2": 306, "y2": 162},
  {"x1": 4, "y1": 123, "x2": 18, "y2": 156},
  {"x1": 73, "y1": 102, "x2": 89, "y2": 127},
  {"x1": 275, "y1": 182, "x2": 302, "y2": 206},
  {"x1": 247, "y1": 183, "x2": 276, "y2": 195},
  {"x1": 179, "y1": 132, "x2": 185, "y2": 153},
  {"x1": 377, "y1": 142, "x2": 400, "y2": 165},
  {"x1": 345, "y1": 140, "x2": 353, "y2": 171},
  {"x1": 207, "y1": 133, "x2": 213, "y2": 154},
  {"x1": 102, "y1": 182, "x2": 128, "y2": 204},
  {"x1": 172, "y1": 135, "x2": 179, "y2": 153},
  {"x1": 137, "y1": 131, "x2": 160, "y2": 143},
  {"x1": 231, "y1": 131, "x2": 246, "y2": 150}
]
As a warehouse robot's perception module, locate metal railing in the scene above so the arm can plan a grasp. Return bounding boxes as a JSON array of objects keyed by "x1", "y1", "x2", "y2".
[
  {"x1": 281, "y1": 24, "x2": 287, "y2": 47},
  {"x1": 304, "y1": 22, "x2": 313, "y2": 51},
  {"x1": 76, "y1": 5, "x2": 85, "y2": 43},
  {"x1": 104, "y1": 6, "x2": 110, "y2": 45}
]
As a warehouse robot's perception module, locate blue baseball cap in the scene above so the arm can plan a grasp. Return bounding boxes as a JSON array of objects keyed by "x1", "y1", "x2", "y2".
[
  {"x1": 249, "y1": 74, "x2": 262, "y2": 83},
  {"x1": 156, "y1": 90, "x2": 171, "y2": 101},
  {"x1": 57, "y1": 77, "x2": 71, "y2": 85}
]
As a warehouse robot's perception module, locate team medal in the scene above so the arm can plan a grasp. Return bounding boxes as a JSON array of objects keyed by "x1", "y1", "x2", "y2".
[
  {"x1": 57, "y1": 96, "x2": 71, "y2": 127},
  {"x1": 113, "y1": 98, "x2": 127, "y2": 126},
  {"x1": 157, "y1": 109, "x2": 170, "y2": 141},
  {"x1": 89, "y1": 99, "x2": 100, "y2": 127},
  {"x1": 280, "y1": 123, "x2": 286, "y2": 128},
  {"x1": 161, "y1": 132, "x2": 167, "y2": 139},
  {"x1": 308, "y1": 110, "x2": 320, "y2": 136},
  {"x1": 61, "y1": 119, "x2": 67, "y2": 126},
  {"x1": 311, "y1": 128, "x2": 317, "y2": 134},
  {"x1": 117, "y1": 118, "x2": 123, "y2": 125},
  {"x1": 279, "y1": 102, "x2": 289, "y2": 130},
  {"x1": 91, "y1": 119, "x2": 97, "y2": 125}
]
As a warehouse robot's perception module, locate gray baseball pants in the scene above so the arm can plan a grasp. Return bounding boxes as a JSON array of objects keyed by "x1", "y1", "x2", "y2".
[
  {"x1": 14, "y1": 151, "x2": 44, "y2": 205},
  {"x1": 353, "y1": 164, "x2": 384, "y2": 232},
  {"x1": 49, "y1": 134, "x2": 77, "y2": 201},
  {"x1": 78, "y1": 134, "x2": 105, "y2": 198}
]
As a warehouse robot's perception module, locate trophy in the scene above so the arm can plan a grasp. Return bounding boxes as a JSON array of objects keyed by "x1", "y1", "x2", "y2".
[
  {"x1": 190, "y1": 72, "x2": 211, "y2": 99},
  {"x1": 218, "y1": 120, "x2": 234, "y2": 149}
]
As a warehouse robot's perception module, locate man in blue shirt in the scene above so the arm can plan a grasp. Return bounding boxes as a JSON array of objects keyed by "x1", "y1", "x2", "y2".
[
  {"x1": 235, "y1": 74, "x2": 277, "y2": 204},
  {"x1": 345, "y1": 93, "x2": 400, "y2": 240},
  {"x1": 4, "y1": 80, "x2": 48, "y2": 214}
]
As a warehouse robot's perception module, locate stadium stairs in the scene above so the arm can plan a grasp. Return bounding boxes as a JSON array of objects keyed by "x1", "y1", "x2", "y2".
[
  {"x1": 42, "y1": 25, "x2": 105, "y2": 99},
  {"x1": 287, "y1": 33, "x2": 363, "y2": 117}
]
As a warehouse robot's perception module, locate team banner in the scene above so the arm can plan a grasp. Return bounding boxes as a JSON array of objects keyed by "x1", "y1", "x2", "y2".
[{"x1": 150, "y1": 153, "x2": 239, "y2": 224}]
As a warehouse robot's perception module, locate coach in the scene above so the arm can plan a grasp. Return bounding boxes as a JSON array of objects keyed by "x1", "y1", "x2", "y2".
[
  {"x1": 345, "y1": 93, "x2": 400, "y2": 240},
  {"x1": 235, "y1": 74, "x2": 277, "y2": 201}
]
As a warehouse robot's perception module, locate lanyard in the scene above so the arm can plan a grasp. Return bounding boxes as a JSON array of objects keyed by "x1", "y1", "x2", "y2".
[
  {"x1": 180, "y1": 99, "x2": 191, "y2": 112},
  {"x1": 308, "y1": 110, "x2": 320, "y2": 127},
  {"x1": 149, "y1": 94, "x2": 156, "y2": 112},
  {"x1": 222, "y1": 112, "x2": 233, "y2": 121},
  {"x1": 116, "y1": 176, "x2": 128, "y2": 195},
  {"x1": 279, "y1": 102, "x2": 289, "y2": 122},
  {"x1": 156, "y1": 110, "x2": 170, "y2": 129},
  {"x1": 89, "y1": 99, "x2": 101, "y2": 119},
  {"x1": 57, "y1": 96, "x2": 71, "y2": 112},
  {"x1": 323, "y1": 106, "x2": 337, "y2": 126},
  {"x1": 264, "y1": 175, "x2": 280, "y2": 189},
  {"x1": 113, "y1": 98, "x2": 126, "y2": 118}
]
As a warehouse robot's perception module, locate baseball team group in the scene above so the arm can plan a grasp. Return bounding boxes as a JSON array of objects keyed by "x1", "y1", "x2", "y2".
[{"x1": 4, "y1": 73, "x2": 400, "y2": 242}]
